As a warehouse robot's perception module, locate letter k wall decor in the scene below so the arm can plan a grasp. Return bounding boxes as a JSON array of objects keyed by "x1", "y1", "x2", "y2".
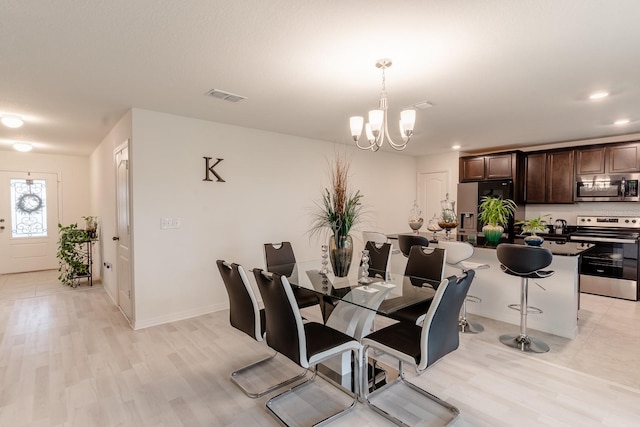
[{"x1": 203, "y1": 157, "x2": 225, "y2": 182}]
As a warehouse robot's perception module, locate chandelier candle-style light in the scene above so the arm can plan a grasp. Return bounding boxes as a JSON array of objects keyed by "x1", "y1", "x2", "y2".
[{"x1": 350, "y1": 59, "x2": 416, "y2": 151}]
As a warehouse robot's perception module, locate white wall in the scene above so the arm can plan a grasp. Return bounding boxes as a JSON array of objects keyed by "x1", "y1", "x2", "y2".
[
  {"x1": 129, "y1": 108, "x2": 417, "y2": 328},
  {"x1": 89, "y1": 111, "x2": 132, "y2": 301},
  {"x1": 0, "y1": 151, "x2": 90, "y2": 227}
]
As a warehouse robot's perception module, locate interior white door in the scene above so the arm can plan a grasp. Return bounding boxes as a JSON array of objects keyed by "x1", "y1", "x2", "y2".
[
  {"x1": 115, "y1": 141, "x2": 133, "y2": 321},
  {"x1": 0, "y1": 171, "x2": 59, "y2": 274},
  {"x1": 417, "y1": 171, "x2": 449, "y2": 227}
]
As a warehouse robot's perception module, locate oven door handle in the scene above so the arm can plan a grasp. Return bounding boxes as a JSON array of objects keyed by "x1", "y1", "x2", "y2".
[{"x1": 570, "y1": 235, "x2": 638, "y2": 244}]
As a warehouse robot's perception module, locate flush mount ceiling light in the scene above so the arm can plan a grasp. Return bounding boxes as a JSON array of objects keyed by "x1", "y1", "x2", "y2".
[
  {"x1": 589, "y1": 91, "x2": 609, "y2": 100},
  {"x1": 350, "y1": 59, "x2": 416, "y2": 152},
  {"x1": 614, "y1": 119, "x2": 630, "y2": 125},
  {"x1": 1, "y1": 114, "x2": 24, "y2": 128},
  {"x1": 13, "y1": 142, "x2": 32, "y2": 152}
]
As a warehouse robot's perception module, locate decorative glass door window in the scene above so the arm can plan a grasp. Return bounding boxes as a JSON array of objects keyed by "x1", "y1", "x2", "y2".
[{"x1": 10, "y1": 178, "x2": 48, "y2": 238}]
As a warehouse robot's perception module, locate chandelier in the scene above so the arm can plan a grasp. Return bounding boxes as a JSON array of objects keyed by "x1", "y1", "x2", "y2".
[{"x1": 350, "y1": 59, "x2": 416, "y2": 152}]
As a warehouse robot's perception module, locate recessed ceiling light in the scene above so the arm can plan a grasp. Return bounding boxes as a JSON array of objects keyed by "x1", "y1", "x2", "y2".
[
  {"x1": 1, "y1": 114, "x2": 24, "y2": 128},
  {"x1": 13, "y1": 143, "x2": 32, "y2": 152},
  {"x1": 589, "y1": 91, "x2": 609, "y2": 100},
  {"x1": 452, "y1": 144, "x2": 461, "y2": 150},
  {"x1": 614, "y1": 119, "x2": 630, "y2": 126}
]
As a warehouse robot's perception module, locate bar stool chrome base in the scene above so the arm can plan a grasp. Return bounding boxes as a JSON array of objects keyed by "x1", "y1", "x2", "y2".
[
  {"x1": 499, "y1": 333, "x2": 550, "y2": 353},
  {"x1": 460, "y1": 318, "x2": 484, "y2": 334},
  {"x1": 459, "y1": 295, "x2": 484, "y2": 334}
]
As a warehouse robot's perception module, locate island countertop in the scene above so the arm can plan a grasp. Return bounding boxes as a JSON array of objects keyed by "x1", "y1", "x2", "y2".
[{"x1": 475, "y1": 240, "x2": 594, "y2": 256}]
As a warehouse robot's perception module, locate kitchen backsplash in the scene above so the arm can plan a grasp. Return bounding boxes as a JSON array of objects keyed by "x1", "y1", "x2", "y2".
[{"x1": 524, "y1": 202, "x2": 640, "y2": 225}]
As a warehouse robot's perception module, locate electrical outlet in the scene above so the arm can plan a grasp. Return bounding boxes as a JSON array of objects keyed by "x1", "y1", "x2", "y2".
[
  {"x1": 160, "y1": 217, "x2": 171, "y2": 229},
  {"x1": 160, "y1": 217, "x2": 181, "y2": 229}
]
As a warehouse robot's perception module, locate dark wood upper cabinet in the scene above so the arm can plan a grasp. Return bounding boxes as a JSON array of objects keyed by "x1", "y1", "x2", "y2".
[
  {"x1": 524, "y1": 153, "x2": 546, "y2": 203},
  {"x1": 524, "y1": 150, "x2": 574, "y2": 204},
  {"x1": 547, "y1": 150, "x2": 575, "y2": 203},
  {"x1": 486, "y1": 154, "x2": 514, "y2": 179},
  {"x1": 576, "y1": 146, "x2": 605, "y2": 175},
  {"x1": 460, "y1": 153, "x2": 516, "y2": 182},
  {"x1": 460, "y1": 157, "x2": 486, "y2": 181},
  {"x1": 609, "y1": 143, "x2": 640, "y2": 173},
  {"x1": 576, "y1": 142, "x2": 640, "y2": 175}
]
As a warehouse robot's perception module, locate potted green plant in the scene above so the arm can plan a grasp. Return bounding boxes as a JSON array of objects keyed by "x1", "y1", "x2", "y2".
[
  {"x1": 478, "y1": 196, "x2": 517, "y2": 245},
  {"x1": 309, "y1": 155, "x2": 364, "y2": 277},
  {"x1": 57, "y1": 223, "x2": 90, "y2": 287},
  {"x1": 516, "y1": 214, "x2": 550, "y2": 246}
]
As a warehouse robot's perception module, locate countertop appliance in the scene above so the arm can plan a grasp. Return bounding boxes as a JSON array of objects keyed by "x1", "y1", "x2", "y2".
[
  {"x1": 570, "y1": 215, "x2": 639, "y2": 301},
  {"x1": 554, "y1": 219, "x2": 568, "y2": 234},
  {"x1": 575, "y1": 174, "x2": 640, "y2": 202}
]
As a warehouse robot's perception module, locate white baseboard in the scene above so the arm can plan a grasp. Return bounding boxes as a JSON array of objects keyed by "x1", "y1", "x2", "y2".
[{"x1": 132, "y1": 302, "x2": 229, "y2": 330}]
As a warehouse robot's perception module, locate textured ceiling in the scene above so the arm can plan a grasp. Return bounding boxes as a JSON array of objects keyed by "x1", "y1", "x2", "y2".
[{"x1": 1, "y1": 0, "x2": 640, "y2": 156}]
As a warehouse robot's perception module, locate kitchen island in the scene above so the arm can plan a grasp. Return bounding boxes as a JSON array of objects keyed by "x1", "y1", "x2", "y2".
[{"x1": 442, "y1": 241, "x2": 592, "y2": 339}]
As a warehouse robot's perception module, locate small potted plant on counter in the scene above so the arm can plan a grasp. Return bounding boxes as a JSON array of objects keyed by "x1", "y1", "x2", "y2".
[
  {"x1": 478, "y1": 196, "x2": 517, "y2": 246},
  {"x1": 516, "y1": 214, "x2": 550, "y2": 246}
]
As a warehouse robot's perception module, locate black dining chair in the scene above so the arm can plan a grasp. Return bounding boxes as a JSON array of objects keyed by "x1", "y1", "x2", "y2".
[
  {"x1": 264, "y1": 242, "x2": 321, "y2": 310},
  {"x1": 362, "y1": 241, "x2": 392, "y2": 278},
  {"x1": 361, "y1": 270, "x2": 475, "y2": 426},
  {"x1": 385, "y1": 245, "x2": 447, "y2": 325},
  {"x1": 216, "y1": 260, "x2": 305, "y2": 398},
  {"x1": 397, "y1": 234, "x2": 430, "y2": 257},
  {"x1": 252, "y1": 268, "x2": 362, "y2": 427}
]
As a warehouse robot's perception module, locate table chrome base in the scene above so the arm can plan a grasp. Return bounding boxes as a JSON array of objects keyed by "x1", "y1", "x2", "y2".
[
  {"x1": 500, "y1": 333, "x2": 549, "y2": 353},
  {"x1": 459, "y1": 318, "x2": 484, "y2": 334}
]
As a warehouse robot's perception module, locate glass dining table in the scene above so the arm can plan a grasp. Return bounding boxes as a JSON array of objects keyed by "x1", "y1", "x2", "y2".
[
  {"x1": 266, "y1": 260, "x2": 440, "y2": 391},
  {"x1": 267, "y1": 260, "x2": 439, "y2": 318}
]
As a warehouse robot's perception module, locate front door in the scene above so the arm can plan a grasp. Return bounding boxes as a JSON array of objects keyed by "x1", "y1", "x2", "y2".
[
  {"x1": 115, "y1": 141, "x2": 133, "y2": 321},
  {"x1": 0, "y1": 171, "x2": 60, "y2": 274}
]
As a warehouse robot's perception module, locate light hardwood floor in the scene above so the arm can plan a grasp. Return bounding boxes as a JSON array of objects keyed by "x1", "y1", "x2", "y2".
[{"x1": 0, "y1": 270, "x2": 639, "y2": 426}]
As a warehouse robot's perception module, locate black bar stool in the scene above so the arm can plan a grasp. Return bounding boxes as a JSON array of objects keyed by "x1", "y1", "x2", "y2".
[{"x1": 496, "y1": 244, "x2": 554, "y2": 353}]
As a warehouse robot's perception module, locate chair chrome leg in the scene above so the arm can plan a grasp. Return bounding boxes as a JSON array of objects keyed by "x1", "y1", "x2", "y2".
[
  {"x1": 230, "y1": 349, "x2": 308, "y2": 398},
  {"x1": 362, "y1": 346, "x2": 460, "y2": 426},
  {"x1": 265, "y1": 348, "x2": 359, "y2": 426}
]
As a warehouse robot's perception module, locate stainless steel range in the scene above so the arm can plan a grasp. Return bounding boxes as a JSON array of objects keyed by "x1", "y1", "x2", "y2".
[{"x1": 570, "y1": 216, "x2": 640, "y2": 301}]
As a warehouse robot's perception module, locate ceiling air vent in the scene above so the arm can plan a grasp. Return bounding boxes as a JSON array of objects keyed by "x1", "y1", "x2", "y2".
[
  {"x1": 204, "y1": 89, "x2": 247, "y2": 103},
  {"x1": 413, "y1": 101, "x2": 433, "y2": 110}
]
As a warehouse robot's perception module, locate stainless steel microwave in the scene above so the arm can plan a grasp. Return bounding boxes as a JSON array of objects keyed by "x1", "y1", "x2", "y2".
[{"x1": 575, "y1": 174, "x2": 640, "y2": 202}]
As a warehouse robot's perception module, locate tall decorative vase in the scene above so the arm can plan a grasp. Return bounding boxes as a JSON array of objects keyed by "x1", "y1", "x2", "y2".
[
  {"x1": 482, "y1": 225, "x2": 504, "y2": 246},
  {"x1": 329, "y1": 234, "x2": 353, "y2": 277}
]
